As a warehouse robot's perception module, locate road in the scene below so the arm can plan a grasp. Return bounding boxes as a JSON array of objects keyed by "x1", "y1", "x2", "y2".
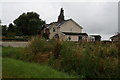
[{"x1": 0, "y1": 41, "x2": 28, "y2": 47}]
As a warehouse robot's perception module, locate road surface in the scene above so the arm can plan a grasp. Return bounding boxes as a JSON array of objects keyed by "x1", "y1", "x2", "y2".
[{"x1": 0, "y1": 41, "x2": 28, "y2": 47}]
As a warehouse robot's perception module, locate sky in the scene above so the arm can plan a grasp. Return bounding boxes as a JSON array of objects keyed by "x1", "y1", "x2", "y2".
[{"x1": 0, "y1": 0, "x2": 119, "y2": 40}]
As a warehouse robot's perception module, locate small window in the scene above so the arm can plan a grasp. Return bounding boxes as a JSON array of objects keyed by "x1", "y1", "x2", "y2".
[
  {"x1": 53, "y1": 28, "x2": 55, "y2": 32},
  {"x1": 79, "y1": 36, "x2": 82, "y2": 41},
  {"x1": 54, "y1": 34, "x2": 59, "y2": 39},
  {"x1": 68, "y1": 36, "x2": 71, "y2": 41}
]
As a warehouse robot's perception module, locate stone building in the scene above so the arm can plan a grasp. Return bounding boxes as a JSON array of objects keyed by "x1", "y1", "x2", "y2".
[{"x1": 40, "y1": 8, "x2": 88, "y2": 41}]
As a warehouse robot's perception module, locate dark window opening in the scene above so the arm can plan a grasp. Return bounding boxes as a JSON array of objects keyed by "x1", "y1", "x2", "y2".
[
  {"x1": 79, "y1": 36, "x2": 82, "y2": 41},
  {"x1": 68, "y1": 36, "x2": 71, "y2": 41},
  {"x1": 54, "y1": 34, "x2": 59, "y2": 39},
  {"x1": 53, "y1": 28, "x2": 55, "y2": 32}
]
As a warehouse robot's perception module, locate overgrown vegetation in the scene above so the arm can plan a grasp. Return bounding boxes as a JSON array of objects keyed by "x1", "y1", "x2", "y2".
[
  {"x1": 22, "y1": 37, "x2": 56, "y2": 62},
  {"x1": 2, "y1": 37, "x2": 119, "y2": 78},
  {"x1": 48, "y1": 42, "x2": 118, "y2": 78}
]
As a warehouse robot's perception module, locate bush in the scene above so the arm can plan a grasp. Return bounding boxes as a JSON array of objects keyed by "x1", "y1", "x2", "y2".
[
  {"x1": 60, "y1": 42, "x2": 77, "y2": 72},
  {"x1": 76, "y1": 43, "x2": 118, "y2": 78},
  {"x1": 48, "y1": 42, "x2": 118, "y2": 78},
  {"x1": 53, "y1": 40, "x2": 62, "y2": 59},
  {"x1": 49, "y1": 42, "x2": 80, "y2": 76},
  {"x1": 29, "y1": 37, "x2": 55, "y2": 54},
  {"x1": 23, "y1": 37, "x2": 56, "y2": 62}
]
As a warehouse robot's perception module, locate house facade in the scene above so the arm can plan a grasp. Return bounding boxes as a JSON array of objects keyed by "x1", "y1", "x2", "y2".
[{"x1": 40, "y1": 8, "x2": 88, "y2": 41}]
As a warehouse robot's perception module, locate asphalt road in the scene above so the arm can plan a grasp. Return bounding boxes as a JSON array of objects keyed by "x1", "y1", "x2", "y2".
[{"x1": 0, "y1": 41, "x2": 28, "y2": 47}]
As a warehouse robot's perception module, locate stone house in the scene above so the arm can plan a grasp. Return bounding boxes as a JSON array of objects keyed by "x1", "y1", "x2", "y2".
[{"x1": 40, "y1": 8, "x2": 88, "y2": 41}]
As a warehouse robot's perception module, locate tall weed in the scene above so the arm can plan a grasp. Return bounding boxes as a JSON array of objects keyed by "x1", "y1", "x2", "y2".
[{"x1": 48, "y1": 42, "x2": 118, "y2": 78}]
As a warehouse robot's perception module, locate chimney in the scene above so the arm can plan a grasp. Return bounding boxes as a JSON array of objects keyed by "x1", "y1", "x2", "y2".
[{"x1": 58, "y1": 8, "x2": 65, "y2": 22}]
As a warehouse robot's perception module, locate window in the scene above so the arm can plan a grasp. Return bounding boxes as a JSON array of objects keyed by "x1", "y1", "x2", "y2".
[
  {"x1": 78, "y1": 36, "x2": 82, "y2": 41},
  {"x1": 53, "y1": 28, "x2": 55, "y2": 32},
  {"x1": 68, "y1": 36, "x2": 71, "y2": 41},
  {"x1": 54, "y1": 34, "x2": 59, "y2": 39}
]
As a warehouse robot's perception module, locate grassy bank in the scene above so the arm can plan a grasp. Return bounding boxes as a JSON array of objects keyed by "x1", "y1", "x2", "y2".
[
  {"x1": 2, "y1": 47, "x2": 23, "y2": 59},
  {"x1": 2, "y1": 58, "x2": 75, "y2": 78}
]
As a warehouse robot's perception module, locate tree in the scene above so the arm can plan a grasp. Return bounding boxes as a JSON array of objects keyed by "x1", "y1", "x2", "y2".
[
  {"x1": 0, "y1": 20, "x2": 1, "y2": 25},
  {"x1": 8, "y1": 23, "x2": 16, "y2": 32},
  {"x1": 2, "y1": 25, "x2": 7, "y2": 36},
  {"x1": 0, "y1": 20, "x2": 2, "y2": 36},
  {"x1": 7, "y1": 23, "x2": 16, "y2": 37},
  {"x1": 14, "y1": 12, "x2": 45, "y2": 36}
]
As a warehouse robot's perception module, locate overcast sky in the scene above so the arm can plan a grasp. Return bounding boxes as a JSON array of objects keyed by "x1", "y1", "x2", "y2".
[{"x1": 0, "y1": 0, "x2": 119, "y2": 40}]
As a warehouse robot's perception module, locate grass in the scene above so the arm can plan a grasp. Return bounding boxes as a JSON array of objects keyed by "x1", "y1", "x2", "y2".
[
  {"x1": 2, "y1": 47, "x2": 23, "y2": 59},
  {"x1": 2, "y1": 58, "x2": 75, "y2": 78},
  {"x1": 0, "y1": 57, "x2": 2, "y2": 78}
]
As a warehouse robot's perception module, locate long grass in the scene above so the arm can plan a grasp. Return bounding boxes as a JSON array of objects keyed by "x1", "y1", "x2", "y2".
[
  {"x1": 2, "y1": 47, "x2": 23, "y2": 60},
  {"x1": 2, "y1": 58, "x2": 75, "y2": 78}
]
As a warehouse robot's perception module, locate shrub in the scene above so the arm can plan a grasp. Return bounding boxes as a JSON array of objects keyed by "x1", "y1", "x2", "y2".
[
  {"x1": 23, "y1": 37, "x2": 56, "y2": 62},
  {"x1": 48, "y1": 42, "x2": 118, "y2": 78},
  {"x1": 60, "y1": 42, "x2": 77, "y2": 72},
  {"x1": 28, "y1": 37, "x2": 55, "y2": 54},
  {"x1": 53, "y1": 40, "x2": 62, "y2": 59},
  {"x1": 48, "y1": 42, "x2": 80, "y2": 76}
]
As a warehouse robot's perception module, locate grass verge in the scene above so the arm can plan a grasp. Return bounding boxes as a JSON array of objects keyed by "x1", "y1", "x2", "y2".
[
  {"x1": 2, "y1": 47, "x2": 23, "y2": 59},
  {"x1": 2, "y1": 58, "x2": 75, "y2": 78}
]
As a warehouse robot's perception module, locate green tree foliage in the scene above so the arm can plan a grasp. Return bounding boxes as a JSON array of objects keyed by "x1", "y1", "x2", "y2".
[
  {"x1": 0, "y1": 20, "x2": 1, "y2": 25},
  {"x1": 0, "y1": 20, "x2": 1, "y2": 36},
  {"x1": 8, "y1": 23, "x2": 16, "y2": 32},
  {"x1": 2, "y1": 25, "x2": 7, "y2": 36},
  {"x1": 7, "y1": 23, "x2": 16, "y2": 37},
  {"x1": 14, "y1": 12, "x2": 45, "y2": 36}
]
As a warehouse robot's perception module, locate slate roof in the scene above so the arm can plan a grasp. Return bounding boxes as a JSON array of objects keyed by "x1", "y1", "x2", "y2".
[
  {"x1": 90, "y1": 35, "x2": 101, "y2": 38},
  {"x1": 46, "y1": 19, "x2": 83, "y2": 29},
  {"x1": 62, "y1": 32, "x2": 88, "y2": 36},
  {"x1": 110, "y1": 33, "x2": 120, "y2": 39}
]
